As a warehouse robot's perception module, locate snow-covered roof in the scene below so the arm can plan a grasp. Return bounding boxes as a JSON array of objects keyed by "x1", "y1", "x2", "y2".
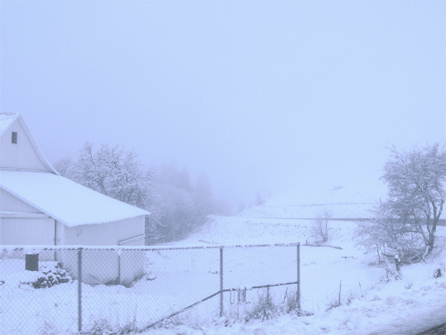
[
  {"x1": 0, "y1": 113, "x2": 20, "y2": 136},
  {"x1": 0, "y1": 171, "x2": 150, "y2": 227}
]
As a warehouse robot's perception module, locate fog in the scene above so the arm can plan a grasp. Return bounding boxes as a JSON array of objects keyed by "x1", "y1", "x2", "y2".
[{"x1": 1, "y1": 1, "x2": 444, "y2": 207}]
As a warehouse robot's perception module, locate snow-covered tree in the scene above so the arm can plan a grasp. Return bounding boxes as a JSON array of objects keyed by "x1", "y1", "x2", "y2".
[
  {"x1": 383, "y1": 144, "x2": 445, "y2": 253},
  {"x1": 356, "y1": 201, "x2": 425, "y2": 263},
  {"x1": 70, "y1": 142, "x2": 153, "y2": 209},
  {"x1": 358, "y1": 143, "x2": 445, "y2": 262}
]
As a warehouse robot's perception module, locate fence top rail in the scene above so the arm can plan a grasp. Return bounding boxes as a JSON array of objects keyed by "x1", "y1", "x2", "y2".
[{"x1": 0, "y1": 242, "x2": 301, "y2": 253}]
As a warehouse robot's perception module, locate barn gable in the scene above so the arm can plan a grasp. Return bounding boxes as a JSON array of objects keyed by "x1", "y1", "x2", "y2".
[{"x1": 0, "y1": 113, "x2": 57, "y2": 173}]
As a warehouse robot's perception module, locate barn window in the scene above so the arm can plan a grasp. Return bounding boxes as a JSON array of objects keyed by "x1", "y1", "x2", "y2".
[{"x1": 11, "y1": 132, "x2": 18, "y2": 144}]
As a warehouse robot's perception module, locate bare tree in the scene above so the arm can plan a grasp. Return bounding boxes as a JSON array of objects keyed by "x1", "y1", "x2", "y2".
[{"x1": 311, "y1": 208, "x2": 332, "y2": 243}]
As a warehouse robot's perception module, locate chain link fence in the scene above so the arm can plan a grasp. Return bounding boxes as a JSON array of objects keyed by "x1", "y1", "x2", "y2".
[{"x1": 0, "y1": 243, "x2": 300, "y2": 334}]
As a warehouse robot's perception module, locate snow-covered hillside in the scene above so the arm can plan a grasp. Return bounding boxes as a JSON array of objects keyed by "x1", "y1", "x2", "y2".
[
  {"x1": 239, "y1": 185, "x2": 384, "y2": 220},
  {"x1": 239, "y1": 186, "x2": 445, "y2": 223},
  {"x1": 145, "y1": 205, "x2": 446, "y2": 335}
]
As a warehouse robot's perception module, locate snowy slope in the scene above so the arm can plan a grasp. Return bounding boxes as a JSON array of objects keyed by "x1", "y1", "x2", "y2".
[
  {"x1": 141, "y1": 206, "x2": 446, "y2": 335},
  {"x1": 240, "y1": 185, "x2": 385, "y2": 219},
  {"x1": 255, "y1": 185, "x2": 445, "y2": 220}
]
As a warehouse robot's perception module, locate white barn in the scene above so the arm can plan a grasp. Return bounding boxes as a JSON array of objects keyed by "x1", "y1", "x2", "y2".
[{"x1": 0, "y1": 113, "x2": 149, "y2": 284}]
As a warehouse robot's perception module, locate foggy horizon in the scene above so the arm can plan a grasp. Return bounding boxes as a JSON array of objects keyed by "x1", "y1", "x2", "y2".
[{"x1": 1, "y1": 1, "x2": 445, "y2": 207}]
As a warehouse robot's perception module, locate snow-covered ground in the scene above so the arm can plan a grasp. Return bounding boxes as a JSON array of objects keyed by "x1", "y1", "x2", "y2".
[
  {"x1": 145, "y1": 214, "x2": 446, "y2": 335},
  {"x1": 1, "y1": 201, "x2": 445, "y2": 335}
]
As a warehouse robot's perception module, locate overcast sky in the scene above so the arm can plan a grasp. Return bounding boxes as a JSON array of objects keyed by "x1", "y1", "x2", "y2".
[{"x1": 1, "y1": 1, "x2": 445, "y2": 206}]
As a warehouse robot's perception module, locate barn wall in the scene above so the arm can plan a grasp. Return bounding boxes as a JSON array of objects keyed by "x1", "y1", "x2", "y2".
[
  {"x1": 0, "y1": 217, "x2": 54, "y2": 245},
  {"x1": 64, "y1": 216, "x2": 145, "y2": 246},
  {"x1": 0, "y1": 189, "x2": 42, "y2": 213},
  {"x1": 55, "y1": 221, "x2": 65, "y2": 245},
  {"x1": 0, "y1": 190, "x2": 55, "y2": 252},
  {"x1": 0, "y1": 119, "x2": 49, "y2": 171}
]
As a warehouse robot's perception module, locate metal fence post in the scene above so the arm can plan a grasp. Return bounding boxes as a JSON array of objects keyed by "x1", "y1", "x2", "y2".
[
  {"x1": 297, "y1": 243, "x2": 301, "y2": 310},
  {"x1": 117, "y1": 254, "x2": 121, "y2": 285},
  {"x1": 78, "y1": 248, "x2": 83, "y2": 333},
  {"x1": 219, "y1": 247, "x2": 223, "y2": 317},
  {"x1": 338, "y1": 280, "x2": 342, "y2": 306}
]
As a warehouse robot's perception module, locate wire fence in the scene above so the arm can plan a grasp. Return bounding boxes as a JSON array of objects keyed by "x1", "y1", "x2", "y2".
[{"x1": 0, "y1": 243, "x2": 301, "y2": 334}]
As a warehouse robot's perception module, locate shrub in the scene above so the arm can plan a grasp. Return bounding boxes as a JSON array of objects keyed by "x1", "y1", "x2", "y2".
[
  {"x1": 241, "y1": 288, "x2": 301, "y2": 322},
  {"x1": 21, "y1": 263, "x2": 72, "y2": 289},
  {"x1": 83, "y1": 318, "x2": 138, "y2": 335},
  {"x1": 245, "y1": 290, "x2": 277, "y2": 321}
]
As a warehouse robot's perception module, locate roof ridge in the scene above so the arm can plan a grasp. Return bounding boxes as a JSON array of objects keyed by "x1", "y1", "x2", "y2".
[{"x1": 0, "y1": 113, "x2": 20, "y2": 136}]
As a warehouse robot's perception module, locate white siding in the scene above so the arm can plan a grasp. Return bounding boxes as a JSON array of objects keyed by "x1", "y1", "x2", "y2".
[
  {"x1": 0, "y1": 189, "x2": 55, "y2": 249},
  {"x1": 0, "y1": 217, "x2": 54, "y2": 245},
  {"x1": 0, "y1": 189, "x2": 42, "y2": 213},
  {"x1": 55, "y1": 221, "x2": 65, "y2": 245},
  {"x1": 0, "y1": 120, "x2": 50, "y2": 171},
  {"x1": 64, "y1": 216, "x2": 145, "y2": 246}
]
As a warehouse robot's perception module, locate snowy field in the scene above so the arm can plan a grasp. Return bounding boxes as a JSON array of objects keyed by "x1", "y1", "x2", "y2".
[
  {"x1": 1, "y1": 208, "x2": 445, "y2": 335},
  {"x1": 150, "y1": 215, "x2": 446, "y2": 335}
]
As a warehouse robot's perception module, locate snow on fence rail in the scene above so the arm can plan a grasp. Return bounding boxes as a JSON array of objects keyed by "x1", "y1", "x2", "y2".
[{"x1": 0, "y1": 243, "x2": 301, "y2": 334}]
